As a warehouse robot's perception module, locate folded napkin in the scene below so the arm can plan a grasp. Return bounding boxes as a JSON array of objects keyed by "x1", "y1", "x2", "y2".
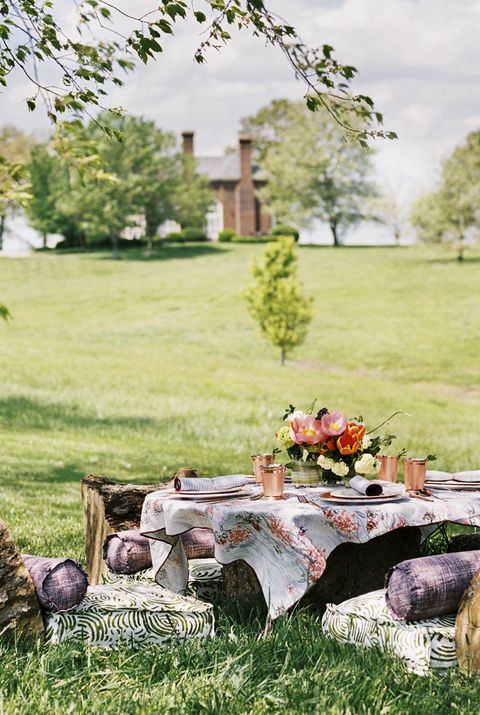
[
  {"x1": 453, "y1": 470, "x2": 480, "y2": 482},
  {"x1": 349, "y1": 476, "x2": 405, "y2": 497},
  {"x1": 426, "y1": 470, "x2": 452, "y2": 482},
  {"x1": 174, "y1": 474, "x2": 252, "y2": 492}
]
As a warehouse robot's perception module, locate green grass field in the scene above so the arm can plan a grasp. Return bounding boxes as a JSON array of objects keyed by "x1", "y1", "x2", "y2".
[{"x1": 1, "y1": 242, "x2": 480, "y2": 713}]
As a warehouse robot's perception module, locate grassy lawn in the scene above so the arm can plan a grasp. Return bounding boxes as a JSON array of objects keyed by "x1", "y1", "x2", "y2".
[{"x1": 1, "y1": 242, "x2": 480, "y2": 713}]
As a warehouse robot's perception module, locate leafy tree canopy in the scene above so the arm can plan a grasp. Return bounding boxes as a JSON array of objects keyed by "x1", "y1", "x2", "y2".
[
  {"x1": 0, "y1": 1, "x2": 395, "y2": 143},
  {"x1": 241, "y1": 99, "x2": 379, "y2": 245},
  {"x1": 411, "y1": 130, "x2": 480, "y2": 261}
]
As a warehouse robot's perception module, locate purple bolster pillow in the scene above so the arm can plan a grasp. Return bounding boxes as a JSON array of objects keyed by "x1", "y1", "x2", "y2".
[
  {"x1": 103, "y1": 529, "x2": 152, "y2": 574},
  {"x1": 22, "y1": 555, "x2": 88, "y2": 612},
  {"x1": 385, "y1": 550, "x2": 480, "y2": 621},
  {"x1": 182, "y1": 528, "x2": 215, "y2": 560},
  {"x1": 104, "y1": 528, "x2": 215, "y2": 574}
]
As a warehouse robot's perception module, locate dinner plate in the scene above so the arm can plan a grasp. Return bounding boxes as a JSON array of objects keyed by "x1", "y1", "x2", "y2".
[
  {"x1": 426, "y1": 480, "x2": 480, "y2": 491},
  {"x1": 321, "y1": 488, "x2": 405, "y2": 504},
  {"x1": 173, "y1": 484, "x2": 250, "y2": 499}
]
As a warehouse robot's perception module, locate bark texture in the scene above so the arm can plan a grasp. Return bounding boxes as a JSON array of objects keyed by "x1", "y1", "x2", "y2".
[
  {"x1": 456, "y1": 568, "x2": 480, "y2": 673},
  {"x1": 81, "y1": 474, "x2": 164, "y2": 584},
  {"x1": 0, "y1": 520, "x2": 44, "y2": 639}
]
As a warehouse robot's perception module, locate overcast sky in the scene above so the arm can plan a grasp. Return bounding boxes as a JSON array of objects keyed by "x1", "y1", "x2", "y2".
[{"x1": 2, "y1": 0, "x2": 480, "y2": 243}]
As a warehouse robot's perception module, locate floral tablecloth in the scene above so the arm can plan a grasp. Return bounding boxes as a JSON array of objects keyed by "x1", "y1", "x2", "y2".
[{"x1": 140, "y1": 486, "x2": 480, "y2": 619}]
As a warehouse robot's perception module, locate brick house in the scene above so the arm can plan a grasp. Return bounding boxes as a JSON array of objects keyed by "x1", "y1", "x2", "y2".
[{"x1": 182, "y1": 131, "x2": 271, "y2": 239}]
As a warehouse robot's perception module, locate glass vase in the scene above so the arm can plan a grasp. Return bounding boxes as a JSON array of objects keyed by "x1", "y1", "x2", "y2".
[{"x1": 290, "y1": 461, "x2": 322, "y2": 486}]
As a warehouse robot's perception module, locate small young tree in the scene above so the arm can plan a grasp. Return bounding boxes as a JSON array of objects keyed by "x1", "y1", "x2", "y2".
[{"x1": 244, "y1": 237, "x2": 312, "y2": 364}]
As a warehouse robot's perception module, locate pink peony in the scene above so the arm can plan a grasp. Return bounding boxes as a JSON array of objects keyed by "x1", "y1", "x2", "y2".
[
  {"x1": 290, "y1": 415, "x2": 326, "y2": 445},
  {"x1": 321, "y1": 411, "x2": 347, "y2": 436}
]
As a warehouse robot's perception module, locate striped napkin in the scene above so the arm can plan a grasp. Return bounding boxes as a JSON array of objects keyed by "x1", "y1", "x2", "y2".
[{"x1": 174, "y1": 474, "x2": 253, "y2": 492}]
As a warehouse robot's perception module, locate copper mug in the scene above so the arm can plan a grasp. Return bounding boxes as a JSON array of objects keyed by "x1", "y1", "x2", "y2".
[
  {"x1": 260, "y1": 463, "x2": 285, "y2": 499},
  {"x1": 378, "y1": 455, "x2": 399, "y2": 483},
  {"x1": 174, "y1": 467, "x2": 198, "y2": 479},
  {"x1": 251, "y1": 453, "x2": 276, "y2": 484},
  {"x1": 403, "y1": 458, "x2": 428, "y2": 491}
]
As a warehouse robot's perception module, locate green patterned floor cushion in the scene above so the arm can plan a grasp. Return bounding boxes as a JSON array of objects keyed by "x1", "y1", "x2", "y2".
[
  {"x1": 45, "y1": 582, "x2": 214, "y2": 647},
  {"x1": 322, "y1": 589, "x2": 457, "y2": 676},
  {"x1": 103, "y1": 558, "x2": 224, "y2": 603}
]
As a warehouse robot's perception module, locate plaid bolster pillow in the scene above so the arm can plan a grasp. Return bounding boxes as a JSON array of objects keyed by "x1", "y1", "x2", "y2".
[
  {"x1": 385, "y1": 550, "x2": 480, "y2": 621},
  {"x1": 22, "y1": 555, "x2": 88, "y2": 612},
  {"x1": 103, "y1": 530, "x2": 152, "y2": 574},
  {"x1": 181, "y1": 528, "x2": 215, "y2": 560}
]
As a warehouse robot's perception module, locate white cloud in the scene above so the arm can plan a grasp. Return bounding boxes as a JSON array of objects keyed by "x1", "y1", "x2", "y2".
[{"x1": 1, "y1": 0, "x2": 480, "y2": 219}]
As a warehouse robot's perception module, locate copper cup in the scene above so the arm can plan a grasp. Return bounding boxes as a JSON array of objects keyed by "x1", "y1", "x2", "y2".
[
  {"x1": 403, "y1": 458, "x2": 428, "y2": 491},
  {"x1": 251, "y1": 453, "x2": 275, "y2": 484},
  {"x1": 261, "y1": 463, "x2": 285, "y2": 499},
  {"x1": 378, "y1": 455, "x2": 399, "y2": 483},
  {"x1": 174, "y1": 467, "x2": 198, "y2": 479}
]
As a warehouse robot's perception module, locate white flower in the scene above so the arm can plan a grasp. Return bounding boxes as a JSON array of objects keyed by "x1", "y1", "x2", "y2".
[
  {"x1": 287, "y1": 410, "x2": 306, "y2": 423},
  {"x1": 331, "y1": 461, "x2": 349, "y2": 477},
  {"x1": 361, "y1": 435, "x2": 372, "y2": 449},
  {"x1": 317, "y1": 455, "x2": 334, "y2": 470},
  {"x1": 355, "y1": 453, "x2": 380, "y2": 475}
]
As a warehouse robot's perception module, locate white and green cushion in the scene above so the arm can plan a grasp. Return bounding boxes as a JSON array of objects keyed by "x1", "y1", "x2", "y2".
[
  {"x1": 45, "y1": 581, "x2": 214, "y2": 647},
  {"x1": 322, "y1": 589, "x2": 457, "y2": 675},
  {"x1": 103, "y1": 558, "x2": 224, "y2": 603}
]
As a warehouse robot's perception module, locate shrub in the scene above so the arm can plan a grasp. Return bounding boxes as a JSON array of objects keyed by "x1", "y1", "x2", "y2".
[
  {"x1": 232, "y1": 234, "x2": 273, "y2": 243},
  {"x1": 218, "y1": 229, "x2": 237, "y2": 242},
  {"x1": 271, "y1": 224, "x2": 300, "y2": 241},
  {"x1": 164, "y1": 231, "x2": 185, "y2": 243},
  {"x1": 183, "y1": 226, "x2": 208, "y2": 241}
]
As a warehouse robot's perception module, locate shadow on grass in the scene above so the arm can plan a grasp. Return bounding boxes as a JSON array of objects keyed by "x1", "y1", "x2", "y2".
[
  {"x1": 0, "y1": 395, "x2": 156, "y2": 433},
  {"x1": 423, "y1": 256, "x2": 480, "y2": 265},
  {"x1": 97, "y1": 244, "x2": 231, "y2": 262}
]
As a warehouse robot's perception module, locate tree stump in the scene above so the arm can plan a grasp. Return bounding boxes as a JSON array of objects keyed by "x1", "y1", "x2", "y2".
[
  {"x1": 81, "y1": 474, "x2": 165, "y2": 584},
  {"x1": 449, "y1": 533, "x2": 480, "y2": 554},
  {"x1": 0, "y1": 520, "x2": 44, "y2": 639},
  {"x1": 456, "y1": 568, "x2": 480, "y2": 673},
  {"x1": 223, "y1": 527, "x2": 421, "y2": 615}
]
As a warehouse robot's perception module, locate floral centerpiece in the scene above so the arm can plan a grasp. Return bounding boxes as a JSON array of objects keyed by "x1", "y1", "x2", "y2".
[{"x1": 276, "y1": 404, "x2": 398, "y2": 485}]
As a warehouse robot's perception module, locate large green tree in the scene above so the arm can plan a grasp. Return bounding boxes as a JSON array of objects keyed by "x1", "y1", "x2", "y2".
[
  {"x1": 0, "y1": 2, "x2": 393, "y2": 143},
  {"x1": 411, "y1": 131, "x2": 480, "y2": 261},
  {"x1": 0, "y1": 126, "x2": 33, "y2": 249},
  {"x1": 25, "y1": 116, "x2": 212, "y2": 254},
  {"x1": 241, "y1": 99, "x2": 378, "y2": 245}
]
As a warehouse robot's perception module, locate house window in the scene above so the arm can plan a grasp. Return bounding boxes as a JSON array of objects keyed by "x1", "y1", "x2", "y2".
[{"x1": 206, "y1": 200, "x2": 224, "y2": 240}]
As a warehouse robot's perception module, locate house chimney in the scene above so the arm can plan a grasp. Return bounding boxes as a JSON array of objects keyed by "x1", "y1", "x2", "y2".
[
  {"x1": 238, "y1": 135, "x2": 253, "y2": 182},
  {"x1": 182, "y1": 130, "x2": 194, "y2": 155}
]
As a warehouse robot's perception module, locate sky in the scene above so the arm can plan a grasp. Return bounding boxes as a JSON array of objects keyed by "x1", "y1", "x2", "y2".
[{"x1": 2, "y1": 0, "x2": 480, "y2": 246}]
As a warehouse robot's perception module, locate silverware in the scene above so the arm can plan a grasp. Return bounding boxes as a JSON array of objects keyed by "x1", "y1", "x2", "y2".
[
  {"x1": 249, "y1": 492, "x2": 264, "y2": 500},
  {"x1": 294, "y1": 494, "x2": 324, "y2": 508},
  {"x1": 407, "y1": 490, "x2": 433, "y2": 502}
]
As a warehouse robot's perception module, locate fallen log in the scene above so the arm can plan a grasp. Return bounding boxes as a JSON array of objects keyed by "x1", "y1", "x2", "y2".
[
  {"x1": 456, "y1": 568, "x2": 480, "y2": 673},
  {"x1": 0, "y1": 519, "x2": 44, "y2": 639},
  {"x1": 81, "y1": 473, "x2": 164, "y2": 584}
]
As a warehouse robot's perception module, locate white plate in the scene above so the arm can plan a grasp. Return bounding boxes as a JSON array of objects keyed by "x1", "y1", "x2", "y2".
[
  {"x1": 321, "y1": 489, "x2": 404, "y2": 504},
  {"x1": 453, "y1": 471, "x2": 480, "y2": 483},
  {"x1": 427, "y1": 480, "x2": 480, "y2": 491}
]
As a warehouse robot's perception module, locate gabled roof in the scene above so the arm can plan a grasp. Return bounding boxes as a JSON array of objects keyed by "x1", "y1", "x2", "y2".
[
  {"x1": 196, "y1": 153, "x2": 240, "y2": 181},
  {"x1": 196, "y1": 153, "x2": 264, "y2": 182}
]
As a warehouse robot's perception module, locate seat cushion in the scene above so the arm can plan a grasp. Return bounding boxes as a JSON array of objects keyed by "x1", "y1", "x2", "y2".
[
  {"x1": 22, "y1": 555, "x2": 88, "y2": 612},
  {"x1": 322, "y1": 589, "x2": 457, "y2": 675},
  {"x1": 45, "y1": 581, "x2": 214, "y2": 647},
  {"x1": 385, "y1": 551, "x2": 480, "y2": 620},
  {"x1": 103, "y1": 558, "x2": 223, "y2": 603}
]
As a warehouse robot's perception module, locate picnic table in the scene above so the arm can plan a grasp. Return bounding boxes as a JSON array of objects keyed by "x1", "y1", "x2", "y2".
[{"x1": 140, "y1": 483, "x2": 480, "y2": 619}]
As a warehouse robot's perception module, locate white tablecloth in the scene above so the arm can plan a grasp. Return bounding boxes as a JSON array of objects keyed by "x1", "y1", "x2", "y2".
[{"x1": 140, "y1": 486, "x2": 480, "y2": 619}]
